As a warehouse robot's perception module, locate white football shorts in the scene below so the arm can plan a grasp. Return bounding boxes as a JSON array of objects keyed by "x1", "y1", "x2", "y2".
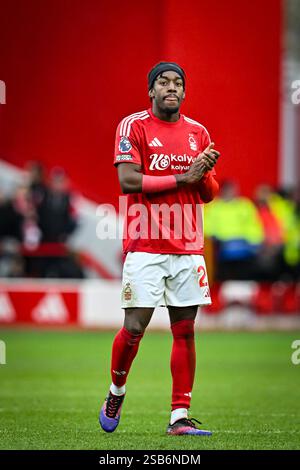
[{"x1": 121, "y1": 252, "x2": 212, "y2": 308}]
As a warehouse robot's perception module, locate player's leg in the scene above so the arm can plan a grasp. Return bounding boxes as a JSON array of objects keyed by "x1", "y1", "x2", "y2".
[
  {"x1": 168, "y1": 305, "x2": 197, "y2": 423},
  {"x1": 165, "y1": 254, "x2": 212, "y2": 435},
  {"x1": 167, "y1": 305, "x2": 211, "y2": 436},
  {"x1": 99, "y1": 307, "x2": 154, "y2": 433},
  {"x1": 111, "y1": 307, "x2": 154, "y2": 391},
  {"x1": 99, "y1": 252, "x2": 165, "y2": 433}
]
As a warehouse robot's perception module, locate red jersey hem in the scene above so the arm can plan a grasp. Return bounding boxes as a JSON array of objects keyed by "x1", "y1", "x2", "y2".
[{"x1": 124, "y1": 248, "x2": 205, "y2": 255}]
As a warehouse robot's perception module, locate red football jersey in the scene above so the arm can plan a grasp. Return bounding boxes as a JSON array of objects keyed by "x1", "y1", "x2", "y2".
[{"x1": 114, "y1": 108, "x2": 217, "y2": 255}]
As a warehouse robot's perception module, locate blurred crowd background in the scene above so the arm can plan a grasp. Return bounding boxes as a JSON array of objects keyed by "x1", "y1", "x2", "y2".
[
  {"x1": 0, "y1": 161, "x2": 299, "y2": 282},
  {"x1": 0, "y1": 161, "x2": 84, "y2": 279},
  {"x1": 205, "y1": 180, "x2": 300, "y2": 282}
]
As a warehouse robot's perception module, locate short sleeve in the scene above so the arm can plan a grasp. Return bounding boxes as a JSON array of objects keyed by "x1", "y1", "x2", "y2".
[{"x1": 113, "y1": 120, "x2": 142, "y2": 166}]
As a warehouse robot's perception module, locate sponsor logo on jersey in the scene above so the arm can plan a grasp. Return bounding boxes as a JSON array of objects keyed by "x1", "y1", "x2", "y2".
[
  {"x1": 149, "y1": 153, "x2": 197, "y2": 171},
  {"x1": 189, "y1": 134, "x2": 197, "y2": 151},
  {"x1": 116, "y1": 154, "x2": 133, "y2": 161},
  {"x1": 119, "y1": 136, "x2": 132, "y2": 153},
  {"x1": 149, "y1": 154, "x2": 170, "y2": 170},
  {"x1": 149, "y1": 137, "x2": 163, "y2": 147}
]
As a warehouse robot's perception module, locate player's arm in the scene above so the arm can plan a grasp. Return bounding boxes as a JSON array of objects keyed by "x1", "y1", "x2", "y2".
[
  {"x1": 194, "y1": 142, "x2": 220, "y2": 202},
  {"x1": 197, "y1": 172, "x2": 219, "y2": 202},
  {"x1": 118, "y1": 143, "x2": 220, "y2": 195},
  {"x1": 117, "y1": 162, "x2": 205, "y2": 194},
  {"x1": 190, "y1": 145, "x2": 219, "y2": 203},
  {"x1": 117, "y1": 163, "x2": 177, "y2": 194},
  {"x1": 176, "y1": 143, "x2": 220, "y2": 187},
  {"x1": 117, "y1": 163, "x2": 143, "y2": 194}
]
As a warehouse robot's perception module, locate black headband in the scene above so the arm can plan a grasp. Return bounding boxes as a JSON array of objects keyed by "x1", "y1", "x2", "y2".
[{"x1": 148, "y1": 62, "x2": 185, "y2": 91}]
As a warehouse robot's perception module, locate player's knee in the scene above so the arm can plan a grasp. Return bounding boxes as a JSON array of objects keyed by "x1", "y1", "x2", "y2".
[
  {"x1": 124, "y1": 308, "x2": 153, "y2": 335},
  {"x1": 124, "y1": 321, "x2": 146, "y2": 336},
  {"x1": 130, "y1": 327, "x2": 145, "y2": 336}
]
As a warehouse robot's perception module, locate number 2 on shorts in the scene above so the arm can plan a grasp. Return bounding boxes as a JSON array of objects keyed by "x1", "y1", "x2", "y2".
[{"x1": 197, "y1": 265, "x2": 208, "y2": 288}]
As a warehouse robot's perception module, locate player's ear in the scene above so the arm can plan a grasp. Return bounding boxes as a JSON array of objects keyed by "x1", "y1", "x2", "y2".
[
  {"x1": 149, "y1": 88, "x2": 154, "y2": 99},
  {"x1": 182, "y1": 90, "x2": 186, "y2": 100}
]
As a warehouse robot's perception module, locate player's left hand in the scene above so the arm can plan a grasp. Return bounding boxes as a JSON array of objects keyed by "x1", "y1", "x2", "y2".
[{"x1": 198, "y1": 142, "x2": 220, "y2": 171}]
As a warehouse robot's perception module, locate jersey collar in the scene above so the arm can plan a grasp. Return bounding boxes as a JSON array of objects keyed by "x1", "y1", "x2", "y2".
[{"x1": 148, "y1": 108, "x2": 183, "y2": 127}]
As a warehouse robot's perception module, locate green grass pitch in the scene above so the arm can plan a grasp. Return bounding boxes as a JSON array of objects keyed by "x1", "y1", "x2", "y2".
[{"x1": 0, "y1": 329, "x2": 300, "y2": 450}]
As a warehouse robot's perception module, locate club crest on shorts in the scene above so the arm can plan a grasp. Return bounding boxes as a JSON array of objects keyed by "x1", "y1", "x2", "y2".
[
  {"x1": 123, "y1": 282, "x2": 132, "y2": 301},
  {"x1": 119, "y1": 136, "x2": 132, "y2": 153}
]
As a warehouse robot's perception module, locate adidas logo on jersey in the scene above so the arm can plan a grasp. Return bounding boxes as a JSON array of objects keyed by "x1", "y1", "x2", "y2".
[{"x1": 149, "y1": 137, "x2": 163, "y2": 147}]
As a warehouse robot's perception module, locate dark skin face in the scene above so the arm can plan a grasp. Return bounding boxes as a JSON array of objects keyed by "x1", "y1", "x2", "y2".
[{"x1": 149, "y1": 71, "x2": 185, "y2": 122}]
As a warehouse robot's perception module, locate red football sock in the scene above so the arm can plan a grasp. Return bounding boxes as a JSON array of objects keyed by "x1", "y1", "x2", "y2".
[
  {"x1": 170, "y1": 319, "x2": 196, "y2": 410},
  {"x1": 110, "y1": 327, "x2": 144, "y2": 387}
]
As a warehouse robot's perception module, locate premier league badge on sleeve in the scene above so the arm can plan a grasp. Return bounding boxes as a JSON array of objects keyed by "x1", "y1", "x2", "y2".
[{"x1": 119, "y1": 136, "x2": 132, "y2": 153}]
